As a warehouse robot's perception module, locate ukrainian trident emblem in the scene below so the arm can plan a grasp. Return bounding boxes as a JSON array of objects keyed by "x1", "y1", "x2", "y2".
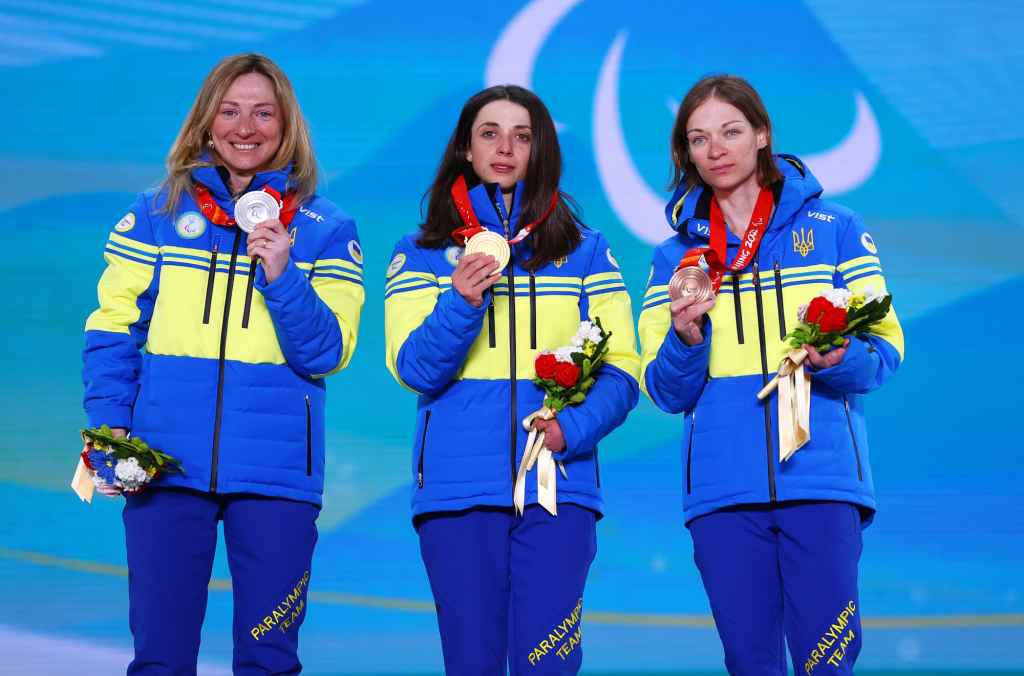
[{"x1": 792, "y1": 228, "x2": 814, "y2": 257}]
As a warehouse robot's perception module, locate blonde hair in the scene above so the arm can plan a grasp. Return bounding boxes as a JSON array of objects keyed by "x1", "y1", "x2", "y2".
[{"x1": 161, "y1": 53, "x2": 318, "y2": 213}]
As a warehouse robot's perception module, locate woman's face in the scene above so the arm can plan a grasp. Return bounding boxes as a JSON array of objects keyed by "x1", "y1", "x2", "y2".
[
  {"x1": 685, "y1": 97, "x2": 766, "y2": 193},
  {"x1": 466, "y1": 100, "x2": 532, "y2": 189},
  {"x1": 210, "y1": 72, "x2": 283, "y2": 184}
]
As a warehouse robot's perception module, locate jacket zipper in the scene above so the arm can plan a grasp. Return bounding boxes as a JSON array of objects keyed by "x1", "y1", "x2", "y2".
[
  {"x1": 529, "y1": 272, "x2": 537, "y2": 350},
  {"x1": 731, "y1": 273, "x2": 744, "y2": 344},
  {"x1": 773, "y1": 260, "x2": 787, "y2": 340},
  {"x1": 304, "y1": 395, "x2": 312, "y2": 476},
  {"x1": 202, "y1": 240, "x2": 219, "y2": 325},
  {"x1": 752, "y1": 260, "x2": 777, "y2": 502},
  {"x1": 686, "y1": 409, "x2": 697, "y2": 494},
  {"x1": 844, "y1": 397, "x2": 864, "y2": 481},
  {"x1": 241, "y1": 260, "x2": 257, "y2": 329},
  {"x1": 487, "y1": 304, "x2": 497, "y2": 348},
  {"x1": 491, "y1": 191, "x2": 519, "y2": 486},
  {"x1": 417, "y1": 410, "x2": 432, "y2": 488},
  {"x1": 209, "y1": 229, "x2": 242, "y2": 492}
]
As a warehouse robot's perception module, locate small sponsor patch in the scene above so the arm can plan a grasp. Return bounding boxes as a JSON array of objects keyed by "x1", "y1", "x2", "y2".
[
  {"x1": 114, "y1": 212, "x2": 135, "y2": 233},
  {"x1": 606, "y1": 248, "x2": 620, "y2": 269},
  {"x1": 445, "y1": 246, "x2": 462, "y2": 267},
  {"x1": 861, "y1": 232, "x2": 878, "y2": 254},
  {"x1": 347, "y1": 240, "x2": 363, "y2": 264},
  {"x1": 175, "y1": 211, "x2": 206, "y2": 239},
  {"x1": 386, "y1": 253, "x2": 406, "y2": 278},
  {"x1": 553, "y1": 256, "x2": 567, "y2": 268}
]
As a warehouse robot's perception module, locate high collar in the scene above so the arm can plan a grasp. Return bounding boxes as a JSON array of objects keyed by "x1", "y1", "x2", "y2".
[
  {"x1": 190, "y1": 154, "x2": 292, "y2": 212},
  {"x1": 466, "y1": 180, "x2": 524, "y2": 236},
  {"x1": 665, "y1": 154, "x2": 823, "y2": 241}
]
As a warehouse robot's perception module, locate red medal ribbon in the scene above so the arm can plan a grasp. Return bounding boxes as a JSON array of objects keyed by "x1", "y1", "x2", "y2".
[
  {"x1": 449, "y1": 175, "x2": 559, "y2": 246},
  {"x1": 674, "y1": 186, "x2": 774, "y2": 293},
  {"x1": 193, "y1": 183, "x2": 299, "y2": 228}
]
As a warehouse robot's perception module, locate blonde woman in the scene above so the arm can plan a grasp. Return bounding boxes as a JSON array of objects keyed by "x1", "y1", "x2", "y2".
[{"x1": 81, "y1": 53, "x2": 364, "y2": 673}]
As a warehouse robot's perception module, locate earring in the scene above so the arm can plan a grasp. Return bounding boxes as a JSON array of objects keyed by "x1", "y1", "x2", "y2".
[{"x1": 207, "y1": 138, "x2": 215, "y2": 149}]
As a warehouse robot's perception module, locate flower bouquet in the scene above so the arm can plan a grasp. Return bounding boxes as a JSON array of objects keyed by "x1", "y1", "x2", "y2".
[
  {"x1": 70, "y1": 425, "x2": 184, "y2": 502},
  {"x1": 757, "y1": 288, "x2": 892, "y2": 461},
  {"x1": 514, "y1": 318, "x2": 612, "y2": 516}
]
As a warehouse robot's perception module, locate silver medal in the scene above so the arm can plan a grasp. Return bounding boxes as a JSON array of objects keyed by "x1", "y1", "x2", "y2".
[{"x1": 233, "y1": 191, "x2": 280, "y2": 234}]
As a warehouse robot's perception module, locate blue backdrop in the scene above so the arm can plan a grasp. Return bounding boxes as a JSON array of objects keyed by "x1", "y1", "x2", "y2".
[{"x1": 2, "y1": 0, "x2": 1022, "y2": 673}]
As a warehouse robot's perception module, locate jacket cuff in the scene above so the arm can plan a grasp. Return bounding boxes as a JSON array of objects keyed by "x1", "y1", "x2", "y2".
[
  {"x1": 85, "y1": 404, "x2": 133, "y2": 430},
  {"x1": 807, "y1": 336, "x2": 877, "y2": 393},
  {"x1": 255, "y1": 257, "x2": 304, "y2": 301}
]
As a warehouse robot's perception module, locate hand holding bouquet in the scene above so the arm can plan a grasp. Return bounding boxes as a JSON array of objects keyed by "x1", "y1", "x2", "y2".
[
  {"x1": 71, "y1": 425, "x2": 184, "y2": 502},
  {"x1": 758, "y1": 288, "x2": 892, "y2": 461},
  {"x1": 514, "y1": 318, "x2": 612, "y2": 516}
]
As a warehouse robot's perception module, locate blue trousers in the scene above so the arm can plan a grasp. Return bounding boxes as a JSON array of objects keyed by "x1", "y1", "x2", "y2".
[
  {"x1": 689, "y1": 501, "x2": 863, "y2": 676},
  {"x1": 417, "y1": 505, "x2": 597, "y2": 675},
  {"x1": 123, "y1": 488, "x2": 319, "y2": 675}
]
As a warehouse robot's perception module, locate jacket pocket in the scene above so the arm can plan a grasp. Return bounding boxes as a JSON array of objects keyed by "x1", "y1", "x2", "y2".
[
  {"x1": 773, "y1": 260, "x2": 787, "y2": 340},
  {"x1": 686, "y1": 409, "x2": 697, "y2": 494},
  {"x1": 417, "y1": 410, "x2": 432, "y2": 488},
  {"x1": 843, "y1": 397, "x2": 863, "y2": 481},
  {"x1": 304, "y1": 395, "x2": 312, "y2": 476},
  {"x1": 487, "y1": 304, "x2": 497, "y2": 348},
  {"x1": 529, "y1": 272, "x2": 537, "y2": 350}
]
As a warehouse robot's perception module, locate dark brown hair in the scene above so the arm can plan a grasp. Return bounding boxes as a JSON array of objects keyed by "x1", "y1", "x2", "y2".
[
  {"x1": 418, "y1": 85, "x2": 582, "y2": 271},
  {"x1": 669, "y1": 74, "x2": 782, "y2": 190}
]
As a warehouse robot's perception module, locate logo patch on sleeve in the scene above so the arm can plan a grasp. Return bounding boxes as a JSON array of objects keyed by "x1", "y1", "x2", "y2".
[
  {"x1": 386, "y1": 253, "x2": 407, "y2": 278},
  {"x1": 347, "y1": 240, "x2": 363, "y2": 264},
  {"x1": 174, "y1": 211, "x2": 206, "y2": 239},
  {"x1": 860, "y1": 232, "x2": 878, "y2": 254},
  {"x1": 114, "y1": 212, "x2": 135, "y2": 233},
  {"x1": 606, "y1": 249, "x2": 620, "y2": 269}
]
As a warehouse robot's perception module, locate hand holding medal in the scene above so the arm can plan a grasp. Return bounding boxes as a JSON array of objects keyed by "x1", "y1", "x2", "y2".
[{"x1": 238, "y1": 192, "x2": 289, "y2": 283}]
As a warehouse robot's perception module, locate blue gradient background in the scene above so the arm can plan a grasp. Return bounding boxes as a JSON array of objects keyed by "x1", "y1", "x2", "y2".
[{"x1": 1, "y1": 0, "x2": 1022, "y2": 673}]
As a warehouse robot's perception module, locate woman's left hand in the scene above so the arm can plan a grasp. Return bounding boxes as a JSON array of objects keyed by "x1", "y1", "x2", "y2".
[
  {"x1": 532, "y1": 417, "x2": 565, "y2": 452},
  {"x1": 803, "y1": 339, "x2": 850, "y2": 369},
  {"x1": 247, "y1": 219, "x2": 290, "y2": 283}
]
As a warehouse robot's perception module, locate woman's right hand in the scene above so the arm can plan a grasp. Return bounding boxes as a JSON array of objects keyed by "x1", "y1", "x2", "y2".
[
  {"x1": 452, "y1": 252, "x2": 502, "y2": 307},
  {"x1": 671, "y1": 295, "x2": 716, "y2": 346},
  {"x1": 92, "y1": 427, "x2": 127, "y2": 497}
]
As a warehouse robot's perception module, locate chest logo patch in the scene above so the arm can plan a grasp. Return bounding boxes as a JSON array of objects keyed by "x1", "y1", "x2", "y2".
[
  {"x1": 175, "y1": 211, "x2": 206, "y2": 240},
  {"x1": 114, "y1": 212, "x2": 135, "y2": 233},
  {"x1": 792, "y1": 227, "x2": 814, "y2": 257},
  {"x1": 386, "y1": 253, "x2": 406, "y2": 278},
  {"x1": 861, "y1": 232, "x2": 878, "y2": 254},
  {"x1": 445, "y1": 246, "x2": 462, "y2": 267}
]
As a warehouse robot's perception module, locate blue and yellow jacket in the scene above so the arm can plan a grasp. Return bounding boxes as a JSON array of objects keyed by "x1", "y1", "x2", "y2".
[
  {"x1": 639, "y1": 156, "x2": 904, "y2": 524},
  {"x1": 385, "y1": 182, "x2": 640, "y2": 518},
  {"x1": 82, "y1": 165, "x2": 364, "y2": 505}
]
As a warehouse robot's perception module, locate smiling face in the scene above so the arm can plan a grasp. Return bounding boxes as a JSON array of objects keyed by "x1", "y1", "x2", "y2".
[
  {"x1": 685, "y1": 96, "x2": 767, "y2": 194},
  {"x1": 465, "y1": 99, "x2": 532, "y2": 189},
  {"x1": 209, "y1": 71, "x2": 283, "y2": 192}
]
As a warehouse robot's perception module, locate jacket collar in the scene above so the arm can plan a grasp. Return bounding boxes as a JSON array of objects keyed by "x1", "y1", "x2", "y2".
[
  {"x1": 466, "y1": 179, "x2": 524, "y2": 236},
  {"x1": 664, "y1": 154, "x2": 823, "y2": 241},
  {"x1": 190, "y1": 154, "x2": 292, "y2": 213}
]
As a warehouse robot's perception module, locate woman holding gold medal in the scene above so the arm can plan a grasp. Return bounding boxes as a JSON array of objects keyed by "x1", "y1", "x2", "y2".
[
  {"x1": 384, "y1": 85, "x2": 639, "y2": 674},
  {"x1": 81, "y1": 53, "x2": 364, "y2": 673},
  {"x1": 639, "y1": 75, "x2": 904, "y2": 674}
]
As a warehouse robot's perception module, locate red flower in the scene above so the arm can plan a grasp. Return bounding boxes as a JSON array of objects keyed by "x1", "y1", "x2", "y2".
[
  {"x1": 554, "y1": 362, "x2": 581, "y2": 388},
  {"x1": 535, "y1": 353, "x2": 558, "y2": 380},
  {"x1": 806, "y1": 296, "x2": 848, "y2": 333},
  {"x1": 80, "y1": 447, "x2": 93, "y2": 470}
]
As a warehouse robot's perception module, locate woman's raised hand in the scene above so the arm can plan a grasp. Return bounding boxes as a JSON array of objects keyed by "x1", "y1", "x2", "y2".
[
  {"x1": 452, "y1": 252, "x2": 502, "y2": 307},
  {"x1": 671, "y1": 295, "x2": 716, "y2": 346}
]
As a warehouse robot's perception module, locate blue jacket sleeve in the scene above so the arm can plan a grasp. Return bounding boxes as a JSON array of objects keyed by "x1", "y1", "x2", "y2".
[
  {"x1": 82, "y1": 194, "x2": 160, "y2": 429},
  {"x1": 811, "y1": 213, "x2": 905, "y2": 394},
  {"x1": 384, "y1": 239, "x2": 488, "y2": 396},
  {"x1": 553, "y1": 232, "x2": 641, "y2": 460},
  {"x1": 638, "y1": 244, "x2": 711, "y2": 414},
  {"x1": 257, "y1": 216, "x2": 365, "y2": 378}
]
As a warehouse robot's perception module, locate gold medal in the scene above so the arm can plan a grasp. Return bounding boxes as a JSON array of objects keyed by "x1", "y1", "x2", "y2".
[
  {"x1": 669, "y1": 266, "x2": 714, "y2": 303},
  {"x1": 233, "y1": 191, "x2": 280, "y2": 233},
  {"x1": 464, "y1": 230, "x2": 511, "y2": 270}
]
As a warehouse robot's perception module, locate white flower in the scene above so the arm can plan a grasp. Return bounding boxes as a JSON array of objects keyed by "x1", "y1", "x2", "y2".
[
  {"x1": 554, "y1": 346, "x2": 576, "y2": 363},
  {"x1": 822, "y1": 288, "x2": 853, "y2": 309},
  {"x1": 796, "y1": 303, "x2": 808, "y2": 323},
  {"x1": 574, "y1": 320, "x2": 603, "y2": 346},
  {"x1": 115, "y1": 457, "x2": 150, "y2": 490},
  {"x1": 862, "y1": 285, "x2": 886, "y2": 305}
]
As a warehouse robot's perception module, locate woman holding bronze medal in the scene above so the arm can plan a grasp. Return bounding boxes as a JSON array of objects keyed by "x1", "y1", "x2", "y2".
[
  {"x1": 81, "y1": 53, "x2": 364, "y2": 673},
  {"x1": 384, "y1": 85, "x2": 639, "y2": 674},
  {"x1": 638, "y1": 75, "x2": 904, "y2": 674}
]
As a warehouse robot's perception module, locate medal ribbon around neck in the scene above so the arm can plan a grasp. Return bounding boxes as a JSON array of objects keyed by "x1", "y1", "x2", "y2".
[
  {"x1": 449, "y1": 175, "x2": 559, "y2": 246},
  {"x1": 673, "y1": 186, "x2": 775, "y2": 293},
  {"x1": 193, "y1": 183, "x2": 299, "y2": 227}
]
